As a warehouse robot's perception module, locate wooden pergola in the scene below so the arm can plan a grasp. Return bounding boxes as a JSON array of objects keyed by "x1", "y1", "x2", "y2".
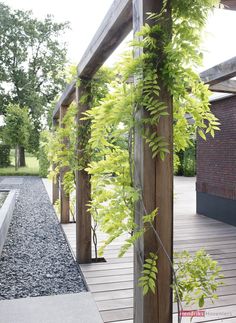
[{"x1": 52, "y1": 1, "x2": 236, "y2": 322}]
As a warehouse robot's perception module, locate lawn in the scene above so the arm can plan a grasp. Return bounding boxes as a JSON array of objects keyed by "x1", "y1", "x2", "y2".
[{"x1": 0, "y1": 151, "x2": 39, "y2": 176}]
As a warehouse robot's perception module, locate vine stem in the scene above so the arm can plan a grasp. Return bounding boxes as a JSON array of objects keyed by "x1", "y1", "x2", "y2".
[{"x1": 91, "y1": 221, "x2": 98, "y2": 261}]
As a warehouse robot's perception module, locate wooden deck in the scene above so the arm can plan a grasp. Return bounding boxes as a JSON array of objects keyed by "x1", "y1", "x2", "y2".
[{"x1": 62, "y1": 177, "x2": 236, "y2": 322}]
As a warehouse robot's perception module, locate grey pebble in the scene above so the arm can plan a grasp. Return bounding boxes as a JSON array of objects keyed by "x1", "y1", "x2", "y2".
[{"x1": 0, "y1": 176, "x2": 86, "y2": 300}]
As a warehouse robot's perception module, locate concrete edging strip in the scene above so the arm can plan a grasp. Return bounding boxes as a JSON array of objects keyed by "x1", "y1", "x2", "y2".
[{"x1": 0, "y1": 189, "x2": 16, "y2": 256}]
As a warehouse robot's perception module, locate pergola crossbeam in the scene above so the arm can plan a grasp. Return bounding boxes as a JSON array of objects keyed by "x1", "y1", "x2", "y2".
[
  {"x1": 53, "y1": 56, "x2": 236, "y2": 120},
  {"x1": 221, "y1": 0, "x2": 236, "y2": 10},
  {"x1": 209, "y1": 79, "x2": 236, "y2": 93},
  {"x1": 77, "y1": 0, "x2": 132, "y2": 78},
  {"x1": 200, "y1": 56, "x2": 236, "y2": 85},
  {"x1": 53, "y1": 80, "x2": 76, "y2": 118}
]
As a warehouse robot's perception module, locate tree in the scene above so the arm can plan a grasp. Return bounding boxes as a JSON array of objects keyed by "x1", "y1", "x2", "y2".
[
  {"x1": 3, "y1": 104, "x2": 31, "y2": 170},
  {"x1": 0, "y1": 2, "x2": 69, "y2": 165}
]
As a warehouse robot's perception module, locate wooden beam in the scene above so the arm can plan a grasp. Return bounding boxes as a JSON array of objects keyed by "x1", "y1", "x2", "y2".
[
  {"x1": 54, "y1": 56, "x2": 236, "y2": 119},
  {"x1": 133, "y1": 0, "x2": 173, "y2": 322},
  {"x1": 53, "y1": 0, "x2": 236, "y2": 119},
  {"x1": 75, "y1": 82, "x2": 92, "y2": 264},
  {"x1": 221, "y1": 0, "x2": 236, "y2": 10},
  {"x1": 59, "y1": 105, "x2": 70, "y2": 224},
  {"x1": 77, "y1": 0, "x2": 132, "y2": 78},
  {"x1": 52, "y1": 118, "x2": 59, "y2": 204},
  {"x1": 209, "y1": 79, "x2": 236, "y2": 93},
  {"x1": 133, "y1": 2, "x2": 145, "y2": 321},
  {"x1": 200, "y1": 56, "x2": 236, "y2": 85},
  {"x1": 53, "y1": 80, "x2": 76, "y2": 119},
  {"x1": 54, "y1": 1, "x2": 133, "y2": 118}
]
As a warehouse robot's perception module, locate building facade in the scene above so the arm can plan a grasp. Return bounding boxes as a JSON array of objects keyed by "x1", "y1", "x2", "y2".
[{"x1": 197, "y1": 94, "x2": 236, "y2": 225}]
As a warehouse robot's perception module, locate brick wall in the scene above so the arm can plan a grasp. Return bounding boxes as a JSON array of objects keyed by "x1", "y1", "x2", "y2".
[{"x1": 196, "y1": 95, "x2": 236, "y2": 200}]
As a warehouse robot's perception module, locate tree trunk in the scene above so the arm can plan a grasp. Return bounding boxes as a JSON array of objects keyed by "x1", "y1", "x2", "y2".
[
  {"x1": 19, "y1": 146, "x2": 26, "y2": 167},
  {"x1": 15, "y1": 146, "x2": 18, "y2": 171}
]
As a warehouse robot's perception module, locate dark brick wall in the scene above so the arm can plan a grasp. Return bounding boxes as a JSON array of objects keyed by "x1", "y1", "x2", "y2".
[{"x1": 196, "y1": 95, "x2": 236, "y2": 201}]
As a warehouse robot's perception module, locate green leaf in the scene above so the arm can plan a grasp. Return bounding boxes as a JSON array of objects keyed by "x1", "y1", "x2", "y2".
[
  {"x1": 199, "y1": 295, "x2": 205, "y2": 308},
  {"x1": 198, "y1": 130, "x2": 206, "y2": 140},
  {"x1": 143, "y1": 285, "x2": 149, "y2": 295}
]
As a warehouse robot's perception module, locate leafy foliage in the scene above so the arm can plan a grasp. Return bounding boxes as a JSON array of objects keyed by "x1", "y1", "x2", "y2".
[
  {"x1": 176, "y1": 141, "x2": 196, "y2": 176},
  {"x1": 0, "y1": 2, "x2": 69, "y2": 153},
  {"x1": 138, "y1": 252, "x2": 158, "y2": 295},
  {"x1": 2, "y1": 104, "x2": 31, "y2": 170},
  {"x1": 174, "y1": 249, "x2": 223, "y2": 308},
  {"x1": 39, "y1": 131, "x2": 50, "y2": 177},
  {"x1": 0, "y1": 144, "x2": 11, "y2": 167},
  {"x1": 80, "y1": 0, "x2": 221, "y2": 259},
  {"x1": 182, "y1": 144, "x2": 196, "y2": 176},
  {"x1": 84, "y1": 78, "x2": 138, "y2": 255},
  {"x1": 3, "y1": 104, "x2": 30, "y2": 149},
  {"x1": 46, "y1": 68, "x2": 113, "y2": 226},
  {"x1": 47, "y1": 0, "x2": 223, "y2": 306},
  {"x1": 47, "y1": 103, "x2": 78, "y2": 196},
  {"x1": 139, "y1": 249, "x2": 223, "y2": 305}
]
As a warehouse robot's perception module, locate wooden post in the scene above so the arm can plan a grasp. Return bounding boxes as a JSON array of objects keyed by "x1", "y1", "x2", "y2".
[
  {"x1": 133, "y1": 0, "x2": 173, "y2": 322},
  {"x1": 52, "y1": 164, "x2": 59, "y2": 204},
  {"x1": 52, "y1": 118, "x2": 59, "y2": 204},
  {"x1": 75, "y1": 80, "x2": 92, "y2": 263},
  {"x1": 59, "y1": 105, "x2": 70, "y2": 224}
]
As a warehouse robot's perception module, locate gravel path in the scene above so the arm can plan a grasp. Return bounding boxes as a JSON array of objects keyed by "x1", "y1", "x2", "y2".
[{"x1": 0, "y1": 176, "x2": 86, "y2": 300}]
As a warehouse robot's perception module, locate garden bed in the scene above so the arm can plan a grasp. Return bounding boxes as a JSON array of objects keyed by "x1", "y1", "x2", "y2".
[
  {"x1": 0, "y1": 177, "x2": 86, "y2": 300},
  {"x1": 0, "y1": 189, "x2": 16, "y2": 256}
]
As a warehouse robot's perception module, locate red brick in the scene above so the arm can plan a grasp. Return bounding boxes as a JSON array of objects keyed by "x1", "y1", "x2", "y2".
[{"x1": 197, "y1": 95, "x2": 236, "y2": 200}]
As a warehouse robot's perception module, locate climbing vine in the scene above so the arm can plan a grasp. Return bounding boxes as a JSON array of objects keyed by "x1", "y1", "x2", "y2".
[
  {"x1": 46, "y1": 67, "x2": 113, "y2": 221},
  {"x1": 84, "y1": 0, "x2": 222, "y2": 315},
  {"x1": 84, "y1": 1, "x2": 221, "y2": 238},
  {"x1": 46, "y1": 0, "x2": 224, "y2": 319}
]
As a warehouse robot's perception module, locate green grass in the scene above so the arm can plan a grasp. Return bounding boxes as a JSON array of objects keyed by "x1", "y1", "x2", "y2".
[{"x1": 0, "y1": 151, "x2": 39, "y2": 176}]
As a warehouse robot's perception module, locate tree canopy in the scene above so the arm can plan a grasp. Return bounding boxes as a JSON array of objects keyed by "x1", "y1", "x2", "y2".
[
  {"x1": 3, "y1": 104, "x2": 31, "y2": 170},
  {"x1": 0, "y1": 2, "x2": 69, "y2": 153}
]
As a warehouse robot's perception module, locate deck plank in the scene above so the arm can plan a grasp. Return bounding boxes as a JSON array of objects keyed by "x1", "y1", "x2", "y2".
[
  {"x1": 96, "y1": 298, "x2": 133, "y2": 311},
  {"x1": 93, "y1": 289, "x2": 133, "y2": 301},
  {"x1": 100, "y1": 308, "x2": 133, "y2": 323},
  {"x1": 86, "y1": 274, "x2": 133, "y2": 285},
  {"x1": 62, "y1": 177, "x2": 236, "y2": 323}
]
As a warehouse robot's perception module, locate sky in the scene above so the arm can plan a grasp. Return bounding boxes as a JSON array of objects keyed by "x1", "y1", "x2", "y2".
[{"x1": 2, "y1": 0, "x2": 236, "y2": 71}]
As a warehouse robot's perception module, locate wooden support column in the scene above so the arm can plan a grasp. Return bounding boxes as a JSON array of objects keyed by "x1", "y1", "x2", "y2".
[
  {"x1": 59, "y1": 105, "x2": 70, "y2": 224},
  {"x1": 133, "y1": 1, "x2": 173, "y2": 322},
  {"x1": 75, "y1": 81, "x2": 92, "y2": 263},
  {"x1": 52, "y1": 165, "x2": 59, "y2": 204},
  {"x1": 52, "y1": 118, "x2": 59, "y2": 204}
]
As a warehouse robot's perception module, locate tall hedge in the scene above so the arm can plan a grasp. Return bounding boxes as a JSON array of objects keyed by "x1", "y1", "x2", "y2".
[
  {"x1": 175, "y1": 142, "x2": 196, "y2": 177},
  {"x1": 182, "y1": 145, "x2": 196, "y2": 176},
  {"x1": 39, "y1": 147, "x2": 49, "y2": 177},
  {"x1": 0, "y1": 144, "x2": 11, "y2": 167},
  {"x1": 38, "y1": 132, "x2": 50, "y2": 178}
]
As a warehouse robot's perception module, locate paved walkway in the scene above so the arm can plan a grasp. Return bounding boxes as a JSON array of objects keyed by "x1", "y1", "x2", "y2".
[{"x1": 0, "y1": 292, "x2": 102, "y2": 323}]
